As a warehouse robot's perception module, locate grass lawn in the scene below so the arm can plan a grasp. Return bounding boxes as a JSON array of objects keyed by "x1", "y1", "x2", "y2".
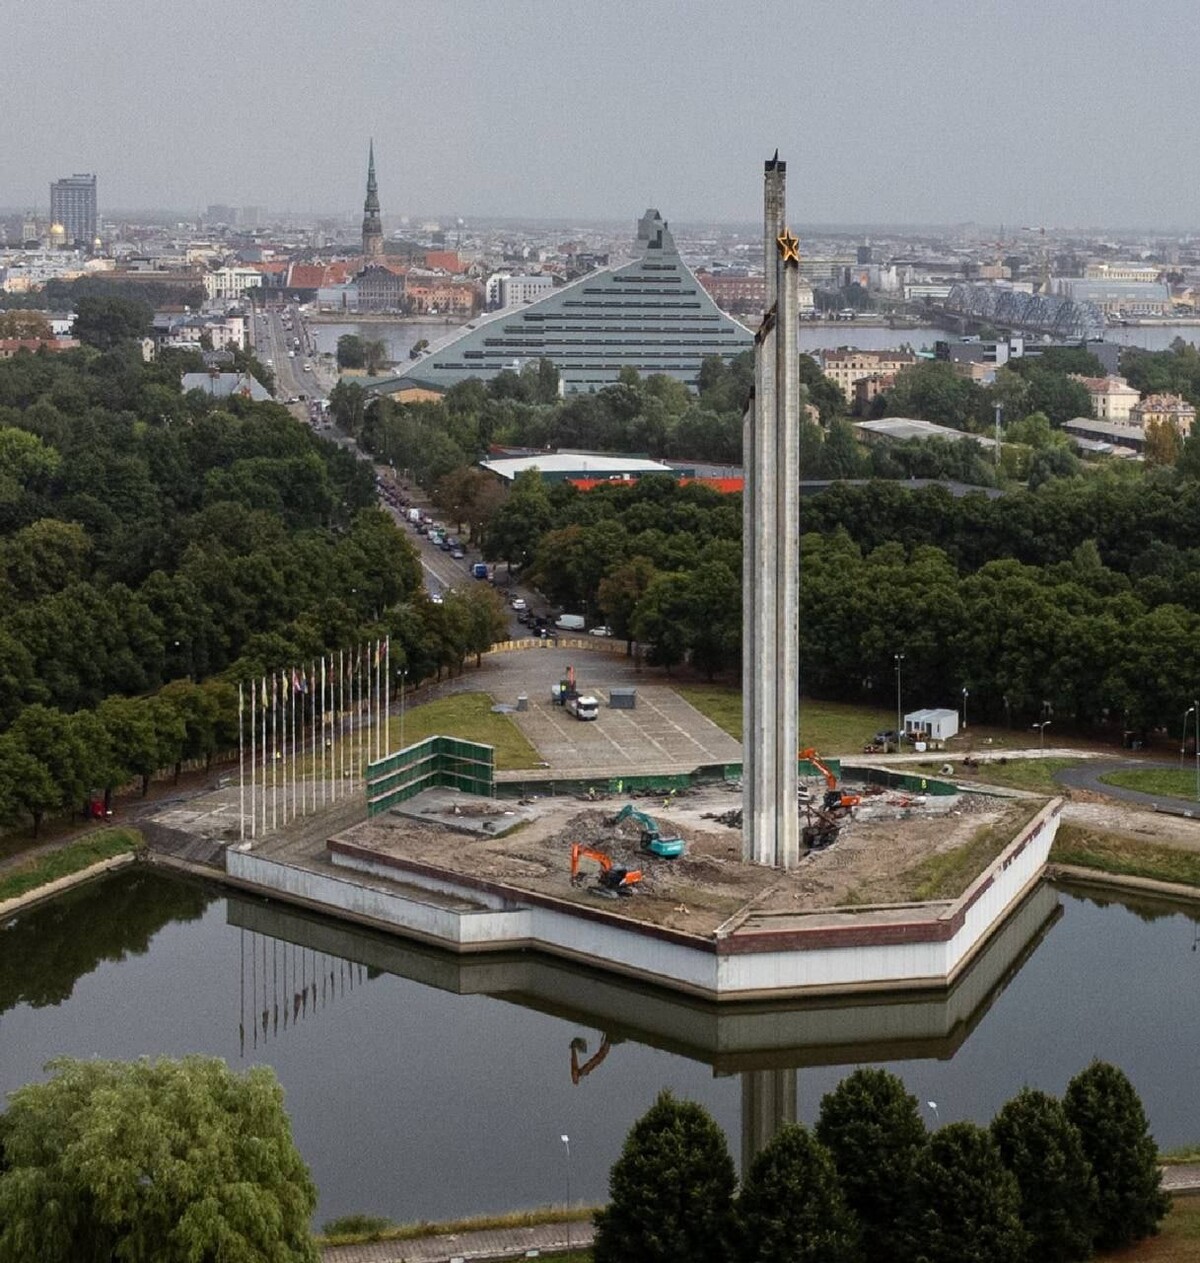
[
  {"x1": 388, "y1": 693, "x2": 540, "y2": 770},
  {"x1": 1106, "y1": 1193, "x2": 1200, "y2": 1260},
  {"x1": 0, "y1": 828, "x2": 141, "y2": 903},
  {"x1": 954, "y1": 756, "x2": 1083, "y2": 793},
  {"x1": 1052, "y1": 823, "x2": 1200, "y2": 889},
  {"x1": 1101, "y1": 768, "x2": 1200, "y2": 800},
  {"x1": 898, "y1": 800, "x2": 1043, "y2": 902},
  {"x1": 676, "y1": 687, "x2": 896, "y2": 754}
]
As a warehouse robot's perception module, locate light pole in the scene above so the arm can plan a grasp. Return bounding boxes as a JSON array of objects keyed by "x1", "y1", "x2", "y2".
[
  {"x1": 1182, "y1": 705, "x2": 1192, "y2": 771},
  {"x1": 961, "y1": 686, "x2": 969, "y2": 731},
  {"x1": 560, "y1": 1134, "x2": 572, "y2": 1256},
  {"x1": 927, "y1": 1100, "x2": 940, "y2": 1127},
  {"x1": 895, "y1": 653, "x2": 905, "y2": 749},
  {"x1": 1034, "y1": 719, "x2": 1051, "y2": 752},
  {"x1": 400, "y1": 670, "x2": 408, "y2": 751}
]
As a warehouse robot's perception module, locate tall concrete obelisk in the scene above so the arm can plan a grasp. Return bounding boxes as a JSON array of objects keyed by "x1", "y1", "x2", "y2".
[{"x1": 743, "y1": 154, "x2": 801, "y2": 869}]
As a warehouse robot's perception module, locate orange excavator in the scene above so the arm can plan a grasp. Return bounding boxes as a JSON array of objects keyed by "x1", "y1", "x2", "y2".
[
  {"x1": 570, "y1": 844, "x2": 642, "y2": 897},
  {"x1": 799, "y1": 747, "x2": 862, "y2": 813}
]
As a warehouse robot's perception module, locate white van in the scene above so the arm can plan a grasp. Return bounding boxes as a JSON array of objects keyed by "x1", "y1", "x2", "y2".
[{"x1": 555, "y1": 614, "x2": 586, "y2": 631}]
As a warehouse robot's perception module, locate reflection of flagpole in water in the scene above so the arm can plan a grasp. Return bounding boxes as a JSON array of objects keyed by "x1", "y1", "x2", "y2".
[
  {"x1": 273, "y1": 939, "x2": 278, "y2": 1035},
  {"x1": 261, "y1": 934, "x2": 268, "y2": 1039},
  {"x1": 251, "y1": 932, "x2": 258, "y2": 1050}
]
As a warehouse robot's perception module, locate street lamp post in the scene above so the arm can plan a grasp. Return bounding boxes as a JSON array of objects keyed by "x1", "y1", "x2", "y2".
[
  {"x1": 1193, "y1": 699, "x2": 1199, "y2": 802},
  {"x1": 927, "y1": 1100, "x2": 940, "y2": 1127},
  {"x1": 961, "y1": 686, "x2": 969, "y2": 731},
  {"x1": 895, "y1": 653, "x2": 905, "y2": 750},
  {"x1": 560, "y1": 1134, "x2": 572, "y2": 1256},
  {"x1": 400, "y1": 670, "x2": 408, "y2": 751},
  {"x1": 1184, "y1": 705, "x2": 1195, "y2": 774}
]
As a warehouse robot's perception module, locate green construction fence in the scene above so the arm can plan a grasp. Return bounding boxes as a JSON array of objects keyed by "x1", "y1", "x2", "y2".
[{"x1": 366, "y1": 735, "x2": 495, "y2": 816}]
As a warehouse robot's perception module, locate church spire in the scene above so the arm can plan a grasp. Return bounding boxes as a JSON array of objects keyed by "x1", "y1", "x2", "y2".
[{"x1": 362, "y1": 139, "x2": 384, "y2": 260}]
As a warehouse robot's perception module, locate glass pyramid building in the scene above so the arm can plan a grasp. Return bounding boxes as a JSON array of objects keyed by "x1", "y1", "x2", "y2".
[{"x1": 400, "y1": 210, "x2": 753, "y2": 393}]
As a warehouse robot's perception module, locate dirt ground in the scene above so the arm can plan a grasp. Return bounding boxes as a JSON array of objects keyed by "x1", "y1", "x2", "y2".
[
  {"x1": 336, "y1": 782, "x2": 1030, "y2": 936},
  {"x1": 1060, "y1": 799, "x2": 1200, "y2": 851}
]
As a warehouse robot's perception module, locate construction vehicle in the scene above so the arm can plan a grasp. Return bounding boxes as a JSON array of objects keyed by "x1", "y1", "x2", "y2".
[
  {"x1": 553, "y1": 665, "x2": 599, "y2": 720},
  {"x1": 569, "y1": 844, "x2": 642, "y2": 897},
  {"x1": 801, "y1": 802, "x2": 842, "y2": 851},
  {"x1": 609, "y1": 804, "x2": 685, "y2": 858},
  {"x1": 799, "y1": 747, "x2": 862, "y2": 813}
]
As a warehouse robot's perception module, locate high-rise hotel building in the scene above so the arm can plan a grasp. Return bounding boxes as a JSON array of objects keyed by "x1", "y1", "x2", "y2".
[{"x1": 50, "y1": 173, "x2": 97, "y2": 248}]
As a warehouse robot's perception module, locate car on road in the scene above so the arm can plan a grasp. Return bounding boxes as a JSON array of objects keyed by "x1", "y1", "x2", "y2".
[
  {"x1": 589, "y1": 626, "x2": 613, "y2": 637},
  {"x1": 429, "y1": 592, "x2": 444, "y2": 605},
  {"x1": 450, "y1": 547, "x2": 465, "y2": 560},
  {"x1": 510, "y1": 597, "x2": 527, "y2": 612}
]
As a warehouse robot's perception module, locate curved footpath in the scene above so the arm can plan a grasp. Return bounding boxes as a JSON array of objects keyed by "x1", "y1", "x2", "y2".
[
  {"x1": 322, "y1": 1218, "x2": 594, "y2": 1262},
  {"x1": 1056, "y1": 759, "x2": 1200, "y2": 816}
]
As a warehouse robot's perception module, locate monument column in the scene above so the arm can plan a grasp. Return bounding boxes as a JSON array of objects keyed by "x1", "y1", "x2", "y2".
[{"x1": 742, "y1": 154, "x2": 801, "y2": 869}]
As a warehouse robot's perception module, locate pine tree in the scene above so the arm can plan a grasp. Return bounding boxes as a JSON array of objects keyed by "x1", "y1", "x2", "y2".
[
  {"x1": 1064, "y1": 1061, "x2": 1169, "y2": 1249},
  {"x1": 991, "y1": 1087, "x2": 1097, "y2": 1261},
  {"x1": 815, "y1": 1067, "x2": 926, "y2": 1260},
  {"x1": 592, "y1": 1090, "x2": 735, "y2": 1263},
  {"x1": 734, "y1": 1123, "x2": 861, "y2": 1263},
  {"x1": 900, "y1": 1121, "x2": 1029, "y2": 1263}
]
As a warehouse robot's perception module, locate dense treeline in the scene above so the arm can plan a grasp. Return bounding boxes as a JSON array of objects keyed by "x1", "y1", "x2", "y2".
[
  {"x1": 0, "y1": 338, "x2": 507, "y2": 832},
  {"x1": 463, "y1": 466, "x2": 1200, "y2": 733},
  {"x1": 595, "y1": 1062, "x2": 1168, "y2": 1263}
]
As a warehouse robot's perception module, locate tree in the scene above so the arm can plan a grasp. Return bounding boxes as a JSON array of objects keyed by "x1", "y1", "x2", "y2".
[
  {"x1": 734, "y1": 1123, "x2": 861, "y2": 1263},
  {"x1": 1064, "y1": 1061, "x2": 1169, "y2": 1249},
  {"x1": 336, "y1": 334, "x2": 365, "y2": 369},
  {"x1": 990, "y1": 1087, "x2": 1097, "y2": 1262},
  {"x1": 593, "y1": 1090, "x2": 735, "y2": 1263},
  {"x1": 0, "y1": 311, "x2": 52, "y2": 340},
  {"x1": 0, "y1": 1056, "x2": 318, "y2": 1263},
  {"x1": 363, "y1": 338, "x2": 389, "y2": 375},
  {"x1": 899, "y1": 1122, "x2": 1028, "y2": 1263},
  {"x1": 1144, "y1": 417, "x2": 1182, "y2": 467},
  {"x1": 815, "y1": 1067, "x2": 927, "y2": 1261},
  {"x1": 72, "y1": 295, "x2": 152, "y2": 350}
]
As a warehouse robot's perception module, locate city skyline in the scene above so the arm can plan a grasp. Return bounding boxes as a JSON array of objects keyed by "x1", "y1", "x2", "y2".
[{"x1": 4, "y1": 0, "x2": 1200, "y2": 229}]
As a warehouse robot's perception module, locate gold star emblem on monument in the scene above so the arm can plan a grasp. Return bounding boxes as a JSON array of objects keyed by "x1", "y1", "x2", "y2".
[{"x1": 776, "y1": 229, "x2": 801, "y2": 263}]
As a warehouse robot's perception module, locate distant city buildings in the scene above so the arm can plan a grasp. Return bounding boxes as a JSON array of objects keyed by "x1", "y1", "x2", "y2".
[
  {"x1": 820, "y1": 348, "x2": 918, "y2": 403},
  {"x1": 390, "y1": 209, "x2": 752, "y2": 392},
  {"x1": 1069, "y1": 374, "x2": 1140, "y2": 422},
  {"x1": 49, "y1": 173, "x2": 97, "y2": 249},
  {"x1": 1084, "y1": 262, "x2": 1161, "y2": 283},
  {"x1": 1131, "y1": 392, "x2": 1195, "y2": 437},
  {"x1": 1054, "y1": 277, "x2": 1171, "y2": 317},
  {"x1": 204, "y1": 266, "x2": 263, "y2": 301}
]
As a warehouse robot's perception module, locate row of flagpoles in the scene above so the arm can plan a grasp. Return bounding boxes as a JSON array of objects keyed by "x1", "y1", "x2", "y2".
[{"x1": 237, "y1": 638, "x2": 391, "y2": 842}]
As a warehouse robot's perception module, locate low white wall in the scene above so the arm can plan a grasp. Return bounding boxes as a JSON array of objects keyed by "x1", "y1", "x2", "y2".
[
  {"x1": 226, "y1": 850, "x2": 529, "y2": 946},
  {"x1": 227, "y1": 803, "x2": 1061, "y2": 997}
]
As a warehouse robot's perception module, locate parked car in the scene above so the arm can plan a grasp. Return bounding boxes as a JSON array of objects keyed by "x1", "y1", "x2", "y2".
[
  {"x1": 450, "y1": 547, "x2": 465, "y2": 560},
  {"x1": 429, "y1": 591, "x2": 444, "y2": 605},
  {"x1": 511, "y1": 597, "x2": 528, "y2": 612},
  {"x1": 589, "y1": 626, "x2": 613, "y2": 637}
]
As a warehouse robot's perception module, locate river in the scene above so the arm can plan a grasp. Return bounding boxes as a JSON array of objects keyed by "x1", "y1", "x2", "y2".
[{"x1": 3, "y1": 869, "x2": 1199, "y2": 1227}]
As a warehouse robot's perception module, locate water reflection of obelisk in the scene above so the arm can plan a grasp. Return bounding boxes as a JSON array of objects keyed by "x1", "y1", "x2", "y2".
[
  {"x1": 739, "y1": 153, "x2": 802, "y2": 1164},
  {"x1": 743, "y1": 152, "x2": 801, "y2": 871}
]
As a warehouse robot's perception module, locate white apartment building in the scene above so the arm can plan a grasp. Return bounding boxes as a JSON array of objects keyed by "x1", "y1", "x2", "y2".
[
  {"x1": 1084, "y1": 262, "x2": 1161, "y2": 283},
  {"x1": 1070, "y1": 375, "x2": 1141, "y2": 423},
  {"x1": 487, "y1": 273, "x2": 556, "y2": 309},
  {"x1": 821, "y1": 347, "x2": 917, "y2": 403},
  {"x1": 204, "y1": 266, "x2": 264, "y2": 301}
]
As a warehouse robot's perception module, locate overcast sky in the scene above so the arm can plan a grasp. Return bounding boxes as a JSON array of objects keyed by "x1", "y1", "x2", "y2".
[{"x1": 3, "y1": 0, "x2": 1198, "y2": 228}]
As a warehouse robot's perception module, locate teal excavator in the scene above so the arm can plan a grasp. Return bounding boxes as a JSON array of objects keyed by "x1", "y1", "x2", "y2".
[{"x1": 608, "y1": 804, "x2": 685, "y2": 858}]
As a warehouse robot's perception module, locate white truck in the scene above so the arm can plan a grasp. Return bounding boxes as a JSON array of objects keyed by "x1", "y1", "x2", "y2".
[{"x1": 565, "y1": 693, "x2": 599, "y2": 721}]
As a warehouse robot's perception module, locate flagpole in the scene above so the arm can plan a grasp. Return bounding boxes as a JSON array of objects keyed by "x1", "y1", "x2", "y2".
[
  {"x1": 238, "y1": 683, "x2": 245, "y2": 845},
  {"x1": 271, "y1": 671, "x2": 278, "y2": 833},
  {"x1": 250, "y1": 681, "x2": 257, "y2": 841},
  {"x1": 291, "y1": 668, "x2": 298, "y2": 823},
  {"x1": 338, "y1": 648, "x2": 345, "y2": 798},
  {"x1": 321, "y1": 656, "x2": 328, "y2": 808},
  {"x1": 385, "y1": 636, "x2": 391, "y2": 759},
  {"x1": 261, "y1": 675, "x2": 267, "y2": 837},
  {"x1": 375, "y1": 637, "x2": 382, "y2": 765}
]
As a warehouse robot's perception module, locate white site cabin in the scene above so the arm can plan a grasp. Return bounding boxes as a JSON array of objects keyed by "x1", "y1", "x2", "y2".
[{"x1": 904, "y1": 707, "x2": 960, "y2": 744}]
